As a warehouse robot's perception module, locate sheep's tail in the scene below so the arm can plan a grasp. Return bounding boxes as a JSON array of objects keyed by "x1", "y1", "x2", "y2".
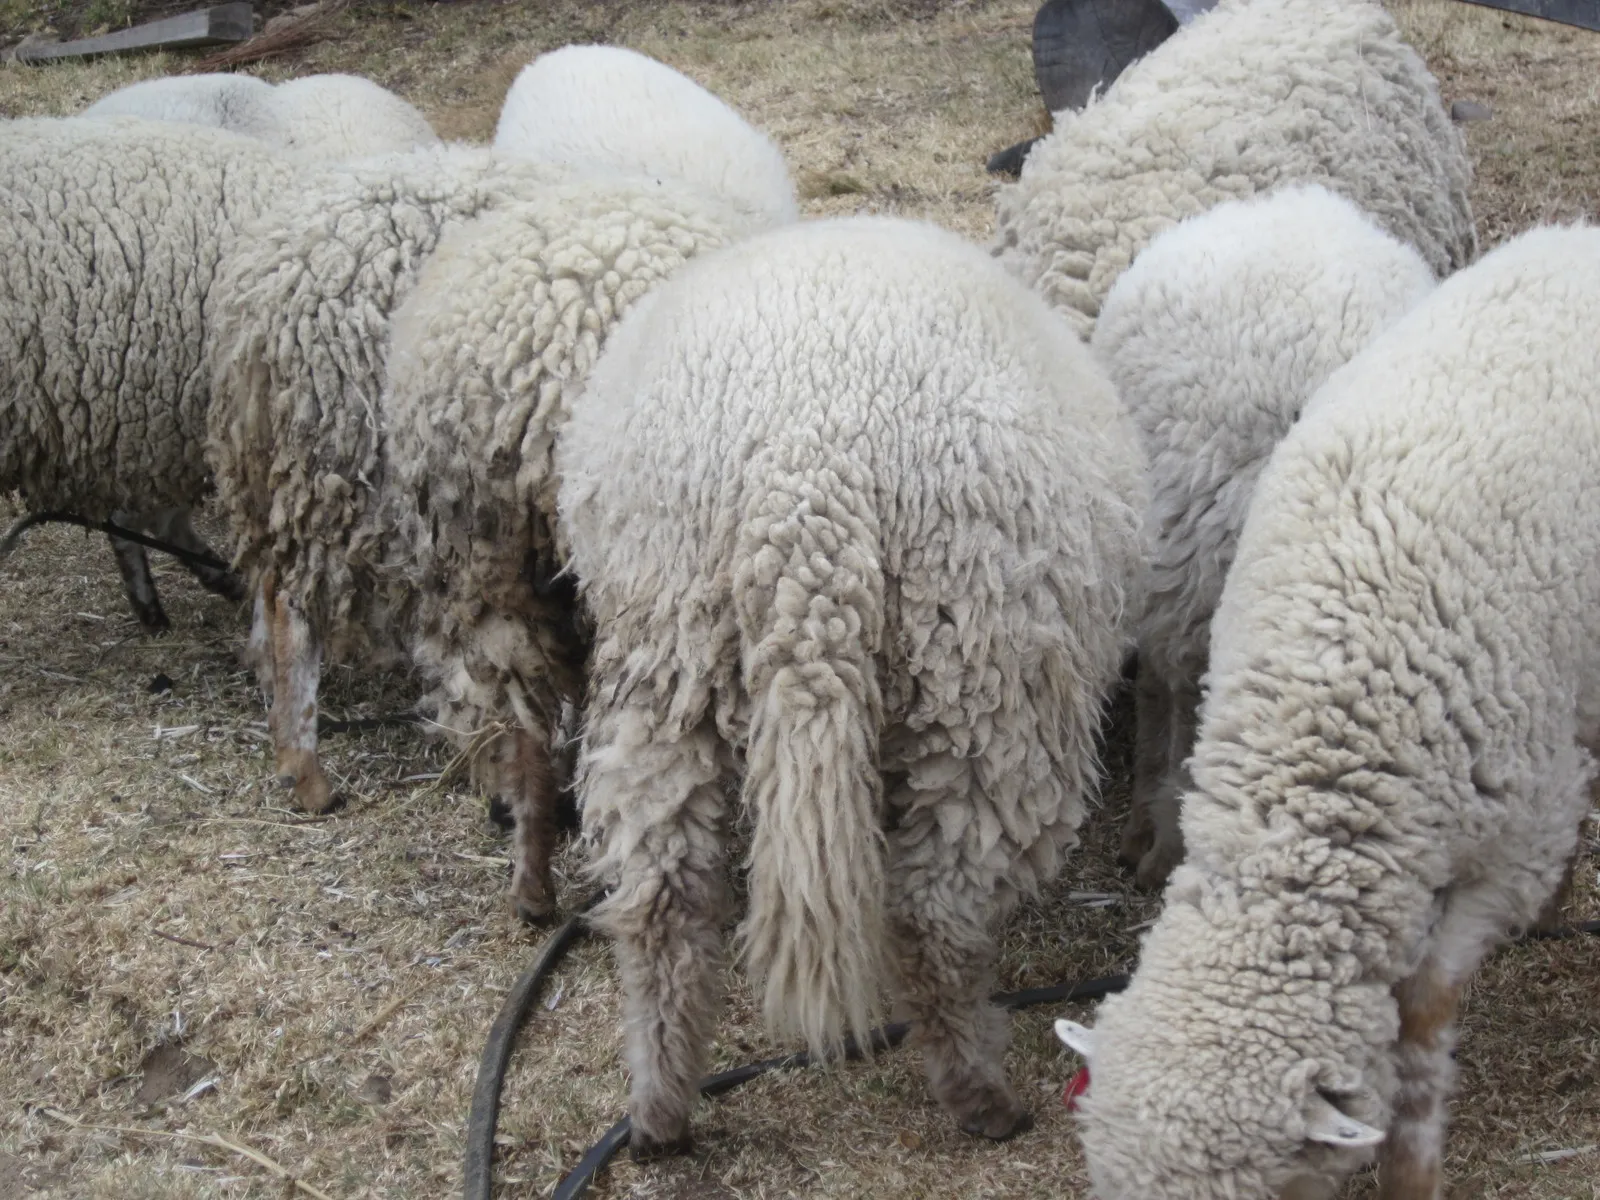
[{"x1": 734, "y1": 462, "x2": 891, "y2": 1061}]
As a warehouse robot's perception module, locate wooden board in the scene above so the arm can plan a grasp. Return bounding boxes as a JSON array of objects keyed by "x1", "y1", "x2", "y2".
[{"x1": 16, "y1": 3, "x2": 254, "y2": 63}]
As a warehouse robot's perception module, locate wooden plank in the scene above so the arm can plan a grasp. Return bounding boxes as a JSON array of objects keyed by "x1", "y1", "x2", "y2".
[
  {"x1": 16, "y1": 3, "x2": 254, "y2": 62},
  {"x1": 1455, "y1": 0, "x2": 1600, "y2": 32}
]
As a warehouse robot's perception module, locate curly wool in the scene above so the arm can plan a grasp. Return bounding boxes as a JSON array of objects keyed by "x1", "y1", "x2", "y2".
[
  {"x1": 493, "y1": 44, "x2": 799, "y2": 227},
  {"x1": 1091, "y1": 184, "x2": 1436, "y2": 884},
  {"x1": 0, "y1": 116, "x2": 298, "y2": 520},
  {"x1": 1072, "y1": 225, "x2": 1600, "y2": 1199},
  {"x1": 82, "y1": 72, "x2": 438, "y2": 163},
  {"x1": 993, "y1": 0, "x2": 1475, "y2": 339},
  {"x1": 205, "y1": 145, "x2": 565, "y2": 657},
  {"x1": 383, "y1": 174, "x2": 767, "y2": 764},
  {"x1": 558, "y1": 216, "x2": 1146, "y2": 1080}
]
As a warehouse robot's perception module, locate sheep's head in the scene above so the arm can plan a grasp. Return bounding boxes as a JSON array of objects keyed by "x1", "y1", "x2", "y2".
[{"x1": 1053, "y1": 879, "x2": 1393, "y2": 1200}]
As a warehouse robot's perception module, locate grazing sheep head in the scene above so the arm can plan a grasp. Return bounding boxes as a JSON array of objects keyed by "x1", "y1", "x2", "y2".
[{"x1": 1054, "y1": 965, "x2": 1388, "y2": 1199}]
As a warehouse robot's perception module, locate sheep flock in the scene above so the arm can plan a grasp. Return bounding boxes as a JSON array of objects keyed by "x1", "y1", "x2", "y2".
[{"x1": 1, "y1": 1, "x2": 1596, "y2": 1197}]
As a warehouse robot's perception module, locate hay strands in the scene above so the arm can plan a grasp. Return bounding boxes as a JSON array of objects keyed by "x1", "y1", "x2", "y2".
[{"x1": 30, "y1": 1105, "x2": 337, "y2": 1200}]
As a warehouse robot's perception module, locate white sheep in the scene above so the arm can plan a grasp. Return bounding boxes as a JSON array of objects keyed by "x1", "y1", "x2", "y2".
[
  {"x1": 993, "y1": 0, "x2": 1475, "y2": 340},
  {"x1": 82, "y1": 71, "x2": 438, "y2": 163},
  {"x1": 556, "y1": 215, "x2": 1147, "y2": 1151},
  {"x1": 80, "y1": 72, "x2": 277, "y2": 136},
  {"x1": 211, "y1": 48, "x2": 798, "y2": 826},
  {"x1": 205, "y1": 144, "x2": 566, "y2": 814},
  {"x1": 493, "y1": 44, "x2": 799, "y2": 227},
  {"x1": 72, "y1": 71, "x2": 438, "y2": 630},
  {"x1": 380, "y1": 173, "x2": 779, "y2": 920},
  {"x1": 1091, "y1": 184, "x2": 1436, "y2": 889},
  {"x1": 1055, "y1": 223, "x2": 1600, "y2": 1200},
  {"x1": 0, "y1": 116, "x2": 299, "y2": 633}
]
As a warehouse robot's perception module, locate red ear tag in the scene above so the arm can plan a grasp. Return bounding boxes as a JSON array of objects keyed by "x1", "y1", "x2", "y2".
[{"x1": 1063, "y1": 1065, "x2": 1091, "y2": 1111}]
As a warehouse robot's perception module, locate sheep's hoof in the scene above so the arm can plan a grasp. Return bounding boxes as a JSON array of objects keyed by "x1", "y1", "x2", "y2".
[
  {"x1": 510, "y1": 886, "x2": 557, "y2": 926},
  {"x1": 629, "y1": 1131, "x2": 694, "y2": 1161},
  {"x1": 952, "y1": 1085, "x2": 1034, "y2": 1141},
  {"x1": 275, "y1": 757, "x2": 337, "y2": 814},
  {"x1": 1135, "y1": 840, "x2": 1183, "y2": 891},
  {"x1": 1116, "y1": 819, "x2": 1154, "y2": 871}
]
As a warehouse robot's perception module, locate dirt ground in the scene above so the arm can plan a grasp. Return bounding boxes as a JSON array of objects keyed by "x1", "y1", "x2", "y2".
[{"x1": 1, "y1": 1, "x2": 1597, "y2": 1198}]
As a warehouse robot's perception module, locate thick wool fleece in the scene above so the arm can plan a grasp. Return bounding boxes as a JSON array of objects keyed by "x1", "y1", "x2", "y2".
[
  {"x1": 1073, "y1": 225, "x2": 1600, "y2": 1200},
  {"x1": 383, "y1": 174, "x2": 766, "y2": 771},
  {"x1": 205, "y1": 145, "x2": 564, "y2": 657},
  {"x1": 558, "y1": 216, "x2": 1145, "y2": 1141},
  {"x1": 1091, "y1": 184, "x2": 1436, "y2": 886},
  {"x1": 993, "y1": 0, "x2": 1474, "y2": 339},
  {"x1": 82, "y1": 73, "x2": 278, "y2": 136},
  {"x1": 493, "y1": 44, "x2": 799, "y2": 227},
  {"x1": 0, "y1": 116, "x2": 298, "y2": 520},
  {"x1": 265, "y1": 74, "x2": 439, "y2": 162},
  {"x1": 83, "y1": 72, "x2": 438, "y2": 164}
]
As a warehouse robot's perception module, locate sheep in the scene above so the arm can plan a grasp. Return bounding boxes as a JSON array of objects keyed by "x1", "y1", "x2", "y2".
[
  {"x1": 71, "y1": 72, "x2": 438, "y2": 631},
  {"x1": 80, "y1": 72, "x2": 278, "y2": 136},
  {"x1": 380, "y1": 174, "x2": 782, "y2": 921},
  {"x1": 992, "y1": 0, "x2": 1475, "y2": 340},
  {"x1": 1054, "y1": 223, "x2": 1600, "y2": 1200},
  {"x1": 0, "y1": 116, "x2": 299, "y2": 633},
  {"x1": 493, "y1": 44, "x2": 799, "y2": 227},
  {"x1": 1090, "y1": 184, "x2": 1437, "y2": 890},
  {"x1": 211, "y1": 49, "x2": 797, "y2": 825},
  {"x1": 82, "y1": 71, "x2": 438, "y2": 164},
  {"x1": 555, "y1": 215, "x2": 1147, "y2": 1151},
  {"x1": 205, "y1": 144, "x2": 567, "y2": 815}
]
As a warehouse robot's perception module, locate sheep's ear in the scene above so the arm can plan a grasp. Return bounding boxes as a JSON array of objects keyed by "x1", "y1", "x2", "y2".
[
  {"x1": 1304, "y1": 1095, "x2": 1384, "y2": 1148},
  {"x1": 1054, "y1": 1019, "x2": 1098, "y2": 1060}
]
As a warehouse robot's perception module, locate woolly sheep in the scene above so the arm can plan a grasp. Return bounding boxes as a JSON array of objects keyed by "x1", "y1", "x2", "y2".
[
  {"x1": 992, "y1": 0, "x2": 1475, "y2": 340},
  {"x1": 211, "y1": 52, "x2": 798, "y2": 824},
  {"x1": 556, "y1": 215, "x2": 1147, "y2": 1150},
  {"x1": 205, "y1": 144, "x2": 566, "y2": 814},
  {"x1": 1055, "y1": 224, "x2": 1600, "y2": 1200},
  {"x1": 81, "y1": 72, "x2": 278, "y2": 136},
  {"x1": 493, "y1": 44, "x2": 799, "y2": 227},
  {"x1": 1092, "y1": 184, "x2": 1436, "y2": 890},
  {"x1": 73, "y1": 72, "x2": 437, "y2": 629},
  {"x1": 0, "y1": 117, "x2": 299, "y2": 633},
  {"x1": 83, "y1": 71, "x2": 438, "y2": 163},
  {"x1": 381, "y1": 174, "x2": 781, "y2": 921}
]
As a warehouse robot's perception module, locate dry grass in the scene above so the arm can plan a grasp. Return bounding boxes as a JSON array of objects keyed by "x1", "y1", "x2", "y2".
[{"x1": 1, "y1": 2, "x2": 1598, "y2": 1198}]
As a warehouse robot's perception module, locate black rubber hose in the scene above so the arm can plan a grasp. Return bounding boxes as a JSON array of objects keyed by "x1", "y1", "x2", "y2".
[
  {"x1": 475, "y1": 906, "x2": 1599, "y2": 1200},
  {"x1": 0, "y1": 509, "x2": 233, "y2": 572},
  {"x1": 463, "y1": 891, "x2": 605, "y2": 1200},
  {"x1": 550, "y1": 972, "x2": 1135, "y2": 1200}
]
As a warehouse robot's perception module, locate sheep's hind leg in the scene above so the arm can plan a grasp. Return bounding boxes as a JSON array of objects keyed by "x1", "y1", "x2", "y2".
[
  {"x1": 108, "y1": 534, "x2": 169, "y2": 635},
  {"x1": 143, "y1": 507, "x2": 246, "y2": 603},
  {"x1": 582, "y1": 697, "x2": 730, "y2": 1156},
  {"x1": 266, "y1": 578, "x2": 334, "y2": 813},
  {"x1": 885, "y1": 770, "x2": 1030, "y2": 1141},
  {"x1": 1118, "y1": 656, "x2": 1169, "y2": 869},
  {"x1": 499, "y1": 727, "x2": 562, "y2": 923},
  {"x1": 1136, "y1": 670, "x2": 1202, "y2": 890}
]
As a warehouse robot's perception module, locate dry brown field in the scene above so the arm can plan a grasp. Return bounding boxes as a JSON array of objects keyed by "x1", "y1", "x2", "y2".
[{"x1": 1, "y1": 2, "x2": 1597, "y2": 1197}]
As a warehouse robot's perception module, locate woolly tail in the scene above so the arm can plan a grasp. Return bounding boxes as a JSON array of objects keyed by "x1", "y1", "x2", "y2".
[{"x1": 735, "y1": 470, "x2": 891, "y2": 1060}]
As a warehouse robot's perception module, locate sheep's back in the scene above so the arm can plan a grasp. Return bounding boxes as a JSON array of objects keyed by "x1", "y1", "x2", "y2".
[
  {"x1": 0, "y1": 116, "x2": 297, "y2": 517},
  {"x1": 993, "y1": 0, "x2": 1474, "y2": 338}
]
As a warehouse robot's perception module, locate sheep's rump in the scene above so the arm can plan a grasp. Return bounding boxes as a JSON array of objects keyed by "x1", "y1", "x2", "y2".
[
  {"x1": 82, "y1": 72, "x2": 438, "y2": 164},
  {"x1": 0, "y1": 116, "x2": 298, "y2": 518},
  {"x1": 204, "y1": 145, "x2": 564, "y2": 656},
  {"x1": 559, "y1": 217, "x2": 1149, "y2": 1013},
  {"x1": 384, "y1": 176, "x2": 760, "y2": 743},
  {"x1": 493, "y1": 44, "x2": 799, "y2": 227},
  {"x1": 993, "y1": 0, "x2": 1474, "y2": 338}
]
